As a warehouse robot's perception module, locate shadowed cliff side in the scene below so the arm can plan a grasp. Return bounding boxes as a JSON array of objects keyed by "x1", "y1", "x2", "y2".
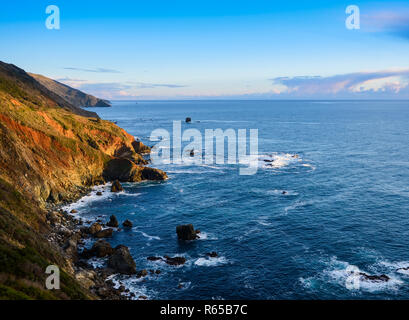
[
  {"x1": 29, "y1": 73, "x2": 111, "y2": 108},
  {"x1": 0, "y1": 61, "x2": 166, "y2": 299}
]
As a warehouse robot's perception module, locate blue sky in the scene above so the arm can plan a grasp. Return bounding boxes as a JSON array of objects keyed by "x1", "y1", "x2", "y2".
[{"x1": 1, "y1": 0, "x2": 409, "y2": 99}]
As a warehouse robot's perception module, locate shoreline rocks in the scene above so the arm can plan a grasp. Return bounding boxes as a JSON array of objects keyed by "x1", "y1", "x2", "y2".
[
  {"x1": 111, "y1": 180, "x2": 123, "y2": 192},
  {"x1": 88, "y1": 222, "x2": 102, "y2": 235}
]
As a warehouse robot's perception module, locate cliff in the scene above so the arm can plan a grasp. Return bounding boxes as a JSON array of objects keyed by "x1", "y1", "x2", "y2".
[
  {"x1": 29, "y1": 73, "x2": 111, "y2": 108},
  {"x1": 0, "y1": 61, "x2": 166, "y2": 299}
]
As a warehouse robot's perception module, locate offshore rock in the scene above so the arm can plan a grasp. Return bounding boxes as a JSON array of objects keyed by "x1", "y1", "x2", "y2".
[
  {"x1": 176, "y1": 224, "x2": 199, "y2": 240},
  {"x1": 108, "y1": 245, "x2": 137, "y2": 275},
  {"x1": 106, "y1": 215, "x2": 119, "y2": 228}
]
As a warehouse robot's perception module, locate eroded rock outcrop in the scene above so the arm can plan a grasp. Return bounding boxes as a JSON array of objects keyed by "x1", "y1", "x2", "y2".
[
  {"x1": 103, "y1": 158, "x2": 167, "y2": 182},
  {"x1": 108, "y1": 245, "x2": 137, "y2": 275}
]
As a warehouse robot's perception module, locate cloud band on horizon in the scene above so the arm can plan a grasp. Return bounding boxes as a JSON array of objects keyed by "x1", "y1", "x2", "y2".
[{"x1": 270, "y1": 69, "x2": 409, "y2": 98}]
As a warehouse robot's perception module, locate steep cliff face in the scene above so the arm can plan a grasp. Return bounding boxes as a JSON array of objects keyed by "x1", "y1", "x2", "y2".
[
  {"x1": 0, "y1": 61, "x2": 166, "y2": 299},
  {"x1": 30, "y1": 73, "x2": 111, "y2": 108}
]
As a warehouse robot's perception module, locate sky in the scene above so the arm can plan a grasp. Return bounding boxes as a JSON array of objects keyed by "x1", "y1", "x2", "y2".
[{"x1": 0, "y1": 0, "x2": 409, "y2": 100}]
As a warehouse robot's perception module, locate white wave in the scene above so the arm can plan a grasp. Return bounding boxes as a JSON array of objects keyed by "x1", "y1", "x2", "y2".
[
  {"x1": 299, "y1": 277, "x2": 317, "y2": 289},
  {"x1": 133, "y1": 229, "x2": 161, "y2": 241},
  {"x1": 194, "y1": 256, "x2": 229, "y2": 267},
  {"x1": 323, "y1": 257, "x2": 403, "y2": 293},
  {"x1": 284, "y1": 200, "x2": 314, "y2": 214},
  {"x1": 379, "y1": 260, "x2": 409, "y2": 276},
  {"x1": 257, "y1": 219, "x2": 272, "y2": 226},
  {"x1": 107, "y1": 274, "x2": 154, "y2": 300},
  {"x1": 258, "y1": 152, "x2": 302, "y2": 169},
  {"x1": 62, "y1": 184, "x2": 112, "y2": 214},
  {"x1": 88, "y1": 257, "x2": 107, "y2": 269},
  {"x1": 301, "y1": 163, "x2": 316, "y2": 170},
  {"x1": 197, "y1": 232, "x2": 218, "y2": 240},
  {"x1": 120, "y1": 192, "x2": 142, "y2": 197},
  {"x1": 268, "y1": 189, "x2": 299, "y2": 196}
]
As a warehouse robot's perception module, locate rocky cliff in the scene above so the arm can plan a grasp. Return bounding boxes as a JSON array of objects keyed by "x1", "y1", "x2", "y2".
[
  {"x1": 29, "y1": 73, "x2": 111, "y2": 108},
  {"x1": 0, "y1": 61, "x2": 166, "y2": 299}
]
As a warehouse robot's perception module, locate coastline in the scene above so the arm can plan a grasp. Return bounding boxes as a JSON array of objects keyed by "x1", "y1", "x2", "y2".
[
  {"x1": 46, "y1": 184, "x2": 134, "y2": 299},
  {"x1": 47, "y1": 177, "x2": 169, "y2": 300}
]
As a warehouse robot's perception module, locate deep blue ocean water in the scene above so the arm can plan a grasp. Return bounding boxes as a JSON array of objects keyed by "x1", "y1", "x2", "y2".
[{"x1": 66, "y1": 100, "x2": 409, "y2": 299}]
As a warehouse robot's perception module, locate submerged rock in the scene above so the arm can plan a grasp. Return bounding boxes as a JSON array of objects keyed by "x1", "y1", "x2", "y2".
[
  {"x1": 108, "y1": 245, "x2": 137, "y2": 275},
  {"x1": 107, "y1": 215, "x2": 119, "y2": 228},
  {"x1": 111, "y1": 180, "x2": 123, "y2": 192},
  {"x1": 164, "y1": 255, "x2": 186, "y2": 266},
  {"x1": 206, "y1": 252, "x2": 218, "y2": 258},
  {"x1": 359, "y1": 272, "x2": 390, "y2": 282},
  {"x1": 137, "y1": 269, "x2": 148, "y2": 278},
  {"x1": 96, "y1": 191, "x2": 103, "y2": 196},
  {"x1": 176, "y1": 224, "x2": 199, "y2": 240},
  {"x1": 146, "y1": 255, "x2": 186, "y2": 266},
  {"x1": 123, "y1": 219, "x2": 133, "y2": 228},
  {"x1": 147, "y1": 256, "x2": 162, "y2": 261}
]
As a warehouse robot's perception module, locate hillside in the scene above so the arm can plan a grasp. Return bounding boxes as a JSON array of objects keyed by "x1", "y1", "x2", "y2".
[
  {"x1": 0, "y1": 61, "x2": 166, "y2": 299},
  {"x1": 29, "y1": 73, "x2": 111, "y2": 108}
]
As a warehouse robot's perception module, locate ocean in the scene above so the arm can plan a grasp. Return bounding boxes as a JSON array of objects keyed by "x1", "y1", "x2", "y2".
[{"x1": 65, "y1": 100, "x2": 409, "y2": 299}]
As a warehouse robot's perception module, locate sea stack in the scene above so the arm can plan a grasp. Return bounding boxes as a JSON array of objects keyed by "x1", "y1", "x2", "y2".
[{"x1": 176, "y1": 224, "x2": 199, "y2": 240}]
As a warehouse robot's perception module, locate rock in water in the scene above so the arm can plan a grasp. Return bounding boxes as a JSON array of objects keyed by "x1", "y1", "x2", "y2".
[
  {"x1": 111, "y1": 180, "x2": 123, "y2": 192},
  {"x1": 91, "y1": 240, "x2": 114, "y2": 257},
  {"x1": 123, "y1": 219, "x2": 133, "y2": 228},
  {"x1": 94, "y1": 228, "x2": 113, "y2": 238},
  {"x1": 185, "y1": 117, "x2": 192, "y2": 123},
  {"x1": 164, "y1": 255, "x2": 186, "y2": 266},
  {"x1": 137, "y1": 270, "x2": 148, "y2": 278},
  {"x1": 108, "y1": 245, "x2": 137, "y2": 275},
  {"x1": 107, "y1": 215, "x2": 119, "y2": 228},
  {"x1": 206, "y1": 252, "x2": 218, "y2": 258},
  {"x1": 176, "y1": 224, "x2": 198, "y2": 240},
  {"x1": 147, "y1": 256, "x2": 162, "y2": 261},
  {"x1": 88, "y1": 222, "x2": 102, "y2": 235},
  {"x1": 359, "y1": 273, "x2": 390, "y2": 282}
]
